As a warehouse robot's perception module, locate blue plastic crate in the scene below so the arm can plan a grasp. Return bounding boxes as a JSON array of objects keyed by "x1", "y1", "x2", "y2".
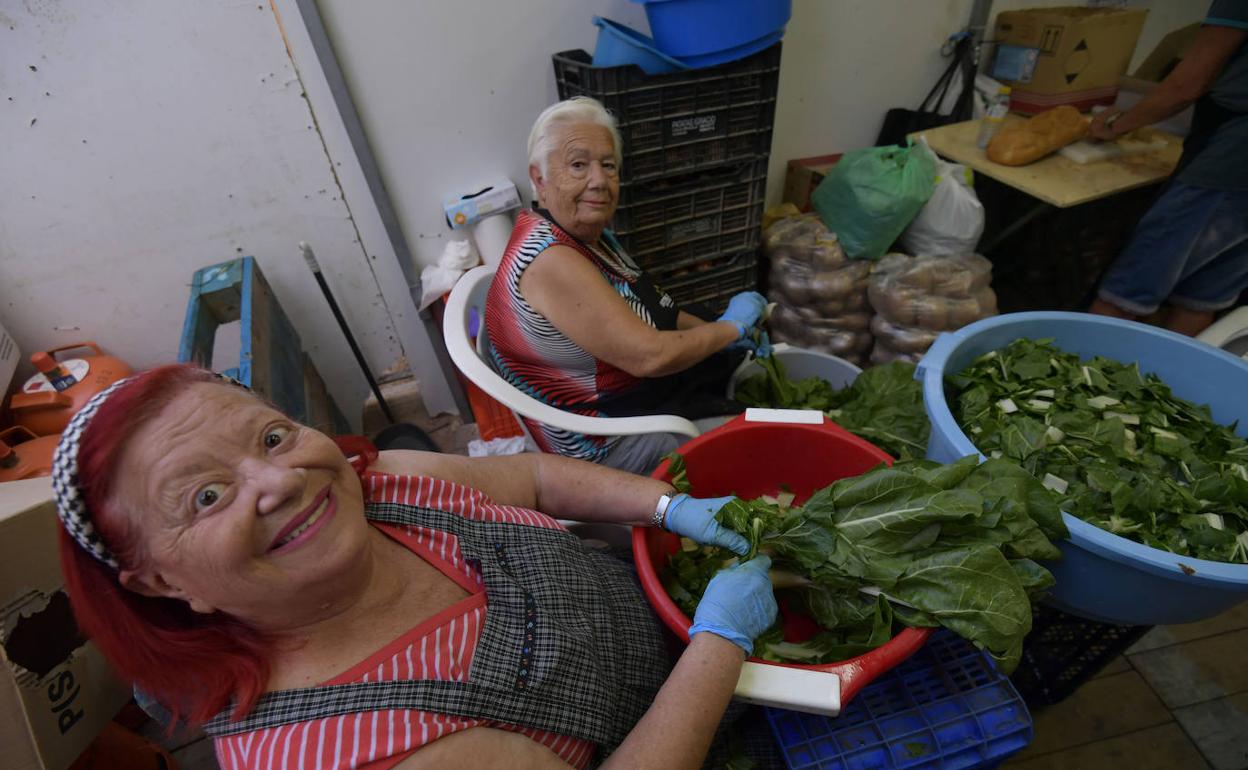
[{"x1": 766, "y1": 632, "x2": 1032, "y2": 770}]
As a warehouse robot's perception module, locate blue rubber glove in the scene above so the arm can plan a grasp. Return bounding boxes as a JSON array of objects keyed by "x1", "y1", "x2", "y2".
[
  {"x1": 690, "y1": 555, "x2": 778, "y2": 655},
  {"x1": 716, "y1": 291, "x2": 767, "y2": 339},
  {"x1": 745, "y1": 329, "x2": 773, "y2": 359},
  {"x1": 664, "y1": 494, "x2": 750, "y2": 555}
]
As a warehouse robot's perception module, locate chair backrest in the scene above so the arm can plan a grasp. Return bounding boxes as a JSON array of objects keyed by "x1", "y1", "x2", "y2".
[{"x1": 442, "y1": 266, "x2": 699, "y2": 441}]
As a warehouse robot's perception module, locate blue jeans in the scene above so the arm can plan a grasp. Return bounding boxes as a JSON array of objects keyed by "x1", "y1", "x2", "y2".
[{"x1": 1098, "y1": 182, "x2": 1248, "y2": 315}]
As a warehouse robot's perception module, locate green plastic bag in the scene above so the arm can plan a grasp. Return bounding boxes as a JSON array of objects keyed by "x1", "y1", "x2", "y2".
[{"x1": 811, "y1": 142, "x2": 937, "y2": 260}]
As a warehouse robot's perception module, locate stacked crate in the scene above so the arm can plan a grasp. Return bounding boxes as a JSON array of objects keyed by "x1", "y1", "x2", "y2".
[{"x1": 552, "y1": 44, "x2": 781, "y2": 312}]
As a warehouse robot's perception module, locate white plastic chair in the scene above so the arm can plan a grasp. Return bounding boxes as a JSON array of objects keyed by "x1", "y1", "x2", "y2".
[
  {"x1": 442, "y1": 266, "x2": 701, "y2": 449},
  {"x1": 1197, "y1": 305, "x2": 1248, "y2": 360}
]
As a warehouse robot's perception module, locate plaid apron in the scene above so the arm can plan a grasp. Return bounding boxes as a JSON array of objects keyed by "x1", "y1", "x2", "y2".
[{"x1": 202, "y1": 502, "x2": 669, "y2": 764}]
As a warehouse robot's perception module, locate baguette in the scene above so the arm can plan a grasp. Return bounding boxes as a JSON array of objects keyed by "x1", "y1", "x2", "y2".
[{"x1": 987, "y1": 105, "x2": 1089, "y2": 166}]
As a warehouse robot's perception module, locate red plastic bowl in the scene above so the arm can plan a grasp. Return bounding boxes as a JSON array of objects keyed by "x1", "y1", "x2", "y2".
[{"x1": 632, "y1": 413, "x2": 933, "y2": 711}]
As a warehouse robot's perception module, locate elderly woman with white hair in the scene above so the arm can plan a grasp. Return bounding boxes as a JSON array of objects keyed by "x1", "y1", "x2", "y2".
[{"x1": 486, "y1": 97, "x2": 769, "y2": 474}]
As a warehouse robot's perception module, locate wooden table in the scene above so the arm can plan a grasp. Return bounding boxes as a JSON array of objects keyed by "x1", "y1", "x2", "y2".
[
  {"x1": 914, "y1": 117, "x2": 1182, "y2": 209},
  {"x1": 914, "y1": 117, "x2": 1183, "y2": 256}
]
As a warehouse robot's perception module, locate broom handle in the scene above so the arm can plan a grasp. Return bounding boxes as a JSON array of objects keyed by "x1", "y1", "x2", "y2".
[{"x1": 300, "y1": 241, "x2": 396, "y2": 425}]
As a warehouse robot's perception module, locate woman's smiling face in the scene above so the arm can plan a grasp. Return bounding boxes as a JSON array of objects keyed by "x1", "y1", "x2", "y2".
[
  {"x1": 110, "y1": 382, "x2": 368, "y2": 630},
  {"x1": 531, "y1": 121, "x2": 620, "y2": 242}
]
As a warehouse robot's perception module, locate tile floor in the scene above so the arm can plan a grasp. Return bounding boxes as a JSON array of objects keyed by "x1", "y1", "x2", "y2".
[{"x1": 1004, "y1": 601, "x2": 1248, "y2": 770}]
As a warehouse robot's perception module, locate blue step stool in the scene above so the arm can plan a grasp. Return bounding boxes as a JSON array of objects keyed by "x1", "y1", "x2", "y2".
[{"x1": 178, "y1": 256, "x2": 349, "y2": 434}]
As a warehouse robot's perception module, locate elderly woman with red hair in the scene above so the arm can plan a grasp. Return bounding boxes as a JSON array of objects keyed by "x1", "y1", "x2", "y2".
[{"x1": 54, "y1": 365, "x2": 776, "y2": 769}]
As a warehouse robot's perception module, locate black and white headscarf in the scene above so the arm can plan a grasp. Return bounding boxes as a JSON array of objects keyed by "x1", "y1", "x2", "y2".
[
  {"x1": 51, "y1": 377, "x2": 136, "y2": 569},
  {"x1": 51, "y1": 371, "x2": 248, "y2": 569}
]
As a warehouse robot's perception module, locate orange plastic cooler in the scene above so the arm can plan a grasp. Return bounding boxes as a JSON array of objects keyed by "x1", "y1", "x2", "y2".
[{"x1": 633, "y1": 412, "x2": 932, "y2": 716}]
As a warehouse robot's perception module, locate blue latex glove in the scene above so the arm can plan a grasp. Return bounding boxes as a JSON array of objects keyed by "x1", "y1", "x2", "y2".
[
  {"x1": 664, "y1": 494, "x2": 749, "y2": 555},
  {"x1": 746, "y1": 329, "x2": 773, "y2": 359},
  {"x1": 690, "y1": 555, "x2": 778, "y2": 655},
  {"x1": 716, "y1": 291, "x2": 767, "y2": 339}
]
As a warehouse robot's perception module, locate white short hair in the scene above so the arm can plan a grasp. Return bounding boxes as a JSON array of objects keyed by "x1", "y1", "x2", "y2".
[{"x1": 527, "y1": 97, "x2": 622, "y2": 199}]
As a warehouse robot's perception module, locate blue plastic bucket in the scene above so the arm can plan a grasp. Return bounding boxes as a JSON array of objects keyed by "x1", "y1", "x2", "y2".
[
  {"x1": 917, "y1": 312, "x2": 1248, "y2": 625},
  {"x1": 673, "y1": 29, "x2": 785, "y2": 69},
  {"x1": 632, "y1": 0, "x2": 791, "y2": 59},
  {"x1": 592, "y1": 16, "x2": 689, "y2": 75}
]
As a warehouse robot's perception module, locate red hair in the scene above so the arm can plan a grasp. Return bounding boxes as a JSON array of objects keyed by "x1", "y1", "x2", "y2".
[{"x1": 58, "y1": 364, "x2": 377, "y2": 725}]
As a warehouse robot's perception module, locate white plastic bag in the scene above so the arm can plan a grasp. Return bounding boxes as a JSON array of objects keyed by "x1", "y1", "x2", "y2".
[
  {"x1": 419, "y1": 239, "x2": 479, "y2": 310},
  {"x1": 899, "y1": 143, "x2": 984, "y2": 257}
]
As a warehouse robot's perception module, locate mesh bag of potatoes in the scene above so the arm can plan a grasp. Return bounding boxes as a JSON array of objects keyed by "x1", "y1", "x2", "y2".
[
  {"x1": 764, "y1": 214, "x2": 874, "y2": 366},
  {"x1": 867, "y1": 252, "x2": 998, "y2": 364}
]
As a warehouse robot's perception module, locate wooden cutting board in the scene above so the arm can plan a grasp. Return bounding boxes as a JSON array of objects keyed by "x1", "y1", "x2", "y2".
[{"x1": 1059, "y1": 137, "x2": 1171, "y2": 164}]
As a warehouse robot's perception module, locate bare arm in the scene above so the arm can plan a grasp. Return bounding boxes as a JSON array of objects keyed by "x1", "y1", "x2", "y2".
[
  {"x1": 392, "y1": 633, "x2": 745, "y2": 770},
  {"x1": 520, "y1": 245, "x2": 738, "y2": 377},
  {"x1": 1089, "y1": 24, "x2": 1247, "y2": 139},
  {"x1": 369, "y1": 450, "x2": 673, "y2": 526},
  {"x1": 600, "y1": 633, "x2": 745, "y2": 769},
  {"x1": 676, "y1": 310, "x2": 709, "y2": 331}
]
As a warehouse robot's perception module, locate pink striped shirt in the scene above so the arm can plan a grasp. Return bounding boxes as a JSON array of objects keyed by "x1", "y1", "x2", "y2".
[{"x1": 213, "y1": 473, "x2": 596, "y2": 770}]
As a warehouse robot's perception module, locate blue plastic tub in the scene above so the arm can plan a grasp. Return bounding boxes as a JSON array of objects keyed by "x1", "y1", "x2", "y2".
[
  {"x1": 591, "y1": 16, "x2": 688, "y2": 75},
  {"x1": 767, "y1": 631, "x2": 1033, "y2": 770},
  {"x1": 917, "y1": 312, "x2": 1248, "y2": 626},
  {"x1": 632, "y1": 0, "x2": 791, "y2": 60}
]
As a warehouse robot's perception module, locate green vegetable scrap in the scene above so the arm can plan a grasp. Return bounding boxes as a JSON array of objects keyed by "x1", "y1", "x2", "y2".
[
  {"x1": 735, "y1": 356, "x2": 931, "y2": 459},
  {"x1": 664, "y1": 455, "x2": 1068, "y2": 673},
  {"x1": 949, "y1": 339, "x2": 1248, "y2": 564}
]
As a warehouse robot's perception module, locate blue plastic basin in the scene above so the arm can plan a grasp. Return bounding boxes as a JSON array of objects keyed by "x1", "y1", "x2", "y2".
[
  {"x1": 632, "y1": 0, "x2": 791, "y2": 59},
  {"x1": 674, "y1": 29, "x2": 785, "y2": 69},
  {"x1": 917, "y1": 312, "x2": 1248, "y2": 626},
  {"x1": 592, "y1": 17, "x2": 689, "y2": 75}
]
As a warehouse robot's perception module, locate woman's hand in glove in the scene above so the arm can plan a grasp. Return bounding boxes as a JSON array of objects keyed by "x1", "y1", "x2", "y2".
[
  {"x1": 716, "y1": 291, "x2": 768, "y2": 339},
  {"x1": 663, "y1": 494, "x2": 749, "y2": 555},
  {"x1": 689, "y1": 556, "x2": 778, "y2": 655}
]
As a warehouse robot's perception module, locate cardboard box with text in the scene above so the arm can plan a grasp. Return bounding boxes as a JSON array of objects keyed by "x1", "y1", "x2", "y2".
[{"x1": 1, "y1": 477, "x2": 131, "y2": 770}]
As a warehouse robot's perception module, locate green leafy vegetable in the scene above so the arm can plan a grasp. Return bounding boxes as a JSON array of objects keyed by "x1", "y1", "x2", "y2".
[
  {"x1": 664, "y1": 455, "x2": 1068, "y2": 673},
  {"x1": 735, "y1": 357, "x2": 931, "y2": 459},
  {"x1": 949, "y1": 339, "x2": 1248, "y2": 564}
]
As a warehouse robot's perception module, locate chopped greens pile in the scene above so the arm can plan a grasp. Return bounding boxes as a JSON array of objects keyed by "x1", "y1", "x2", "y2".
[
  {"x1": 948, "y1": 339, "x2": 1248, "y2": 564},
  {"x1": 735, "y1": 357, "x2": 931, "y2": 459},
  {"x1": 662, "y1": 455, "x2": 1068, "y2": 673}
]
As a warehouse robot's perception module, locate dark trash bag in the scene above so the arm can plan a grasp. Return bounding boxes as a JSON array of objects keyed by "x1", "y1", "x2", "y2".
[{"x1": 876, "y1": 34, "x2": 976, "y2": 147}]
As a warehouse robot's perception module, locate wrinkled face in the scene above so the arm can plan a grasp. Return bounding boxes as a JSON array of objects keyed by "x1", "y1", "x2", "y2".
[
  {"x1": 530, "y1": 122, "x2": 620, "y2": 241},
  {"x1": 110, "y1": 383, "x2": 368, "y2": 630}
]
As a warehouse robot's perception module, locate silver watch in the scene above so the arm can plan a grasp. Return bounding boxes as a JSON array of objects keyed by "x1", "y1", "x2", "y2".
[{"x1": 651, "y1": 493, "x2": 676, "y2": 529}]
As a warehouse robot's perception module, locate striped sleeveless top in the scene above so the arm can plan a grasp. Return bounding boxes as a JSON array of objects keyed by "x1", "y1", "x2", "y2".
[
  {"x1": 485, "y1": 208, "x2": 677, "y2": 462},
  {"x1": 212, "y1": 472, "x2": 595, "y2": 770}
]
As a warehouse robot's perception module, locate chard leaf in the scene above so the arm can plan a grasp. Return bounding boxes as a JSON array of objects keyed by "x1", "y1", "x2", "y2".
[{"x1": 949, "y1": 339, "x2": 1248, "y2": 563}]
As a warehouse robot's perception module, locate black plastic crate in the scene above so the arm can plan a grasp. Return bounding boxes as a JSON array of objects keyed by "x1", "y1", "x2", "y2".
[
  {"x1": 612, "y1": 159, "x2": 767, "y2": 271},
  {"x1": 651, "y1": 252, "x2": 758, "y2": 313},
  {"x1": 552, "y1": 44, "x2": 780, "y2": 183},
  {"x1": 1009, "y1": 603, "x2": 1152, "y2": 708}
]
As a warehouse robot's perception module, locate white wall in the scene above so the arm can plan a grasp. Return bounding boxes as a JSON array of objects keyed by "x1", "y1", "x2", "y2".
[{"x1": 0, "y1": 0, "x2": 457, "y2": 428}]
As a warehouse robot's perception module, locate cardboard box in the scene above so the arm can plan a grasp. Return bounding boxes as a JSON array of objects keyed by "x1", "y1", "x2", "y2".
[
  {"x1": 1131, "y1": 22, "x2": 1200, "y2": 83},
  {"x1": 992, "y1": 7, "x2": 1148, "y2": 114},
  {"x1": 1, "y1": 477, "x2": 130, "y2": 770},
  {"x1": 782, "y1": 154, "x2": 843, "y2": 212}
]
